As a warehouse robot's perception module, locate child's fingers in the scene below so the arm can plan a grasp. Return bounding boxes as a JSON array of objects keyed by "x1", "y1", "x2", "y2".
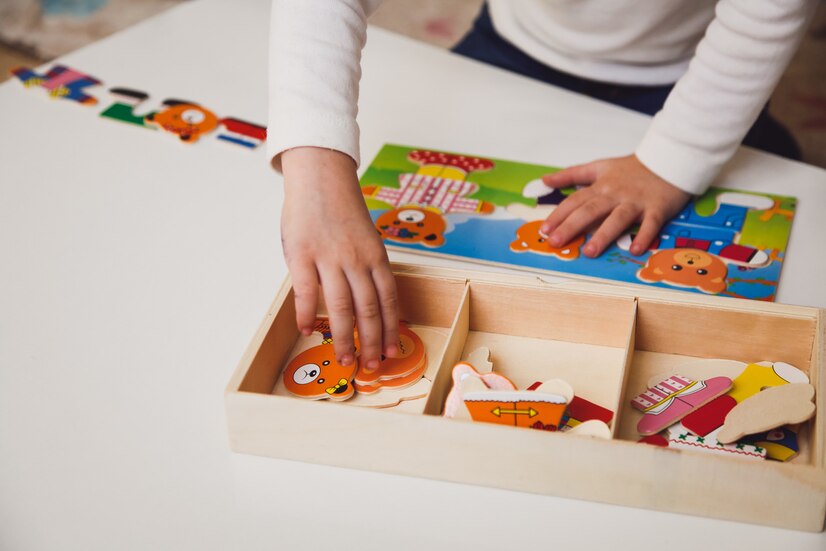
[
  {"x1": 540, "y1": 186, "x2": 590, "y2": 236},
  {"x1": 372, "y1": 266, "x2": 400, "y2": 358},
  {"x1": 289, "y1": 259, "x2": 320, "y2": 336},
  {"x1": 582, "y1": 203, "x2": 640, "y2": 257},
  {"x1": 630, "y1": 212, "x2": 665, "y2": 255},
  {"x1": 548, "y1": 196, "x2": 613, "y2": 248},
  {"x1": 347, "y1": 269, "x2": 384, "y2": 373},
  {"x1": 319, "y1": 269, "x2": 356, "y2": 367},
  {"x1": 541, "y1": 162, "x2": 599, "y2": 188}
]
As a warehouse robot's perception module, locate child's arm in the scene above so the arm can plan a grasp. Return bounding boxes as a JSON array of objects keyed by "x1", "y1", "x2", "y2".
[
  {"x1": 541, "y1": 0, "x2": 817, "y2": 257},
  {"x1": 270, "y1": 1, "x2": 397, "y2": 370}
]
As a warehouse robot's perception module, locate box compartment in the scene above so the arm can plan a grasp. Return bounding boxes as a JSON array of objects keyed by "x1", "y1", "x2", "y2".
[{"x1": 225, "y1": 265, "x2": 826, "y2": 531}]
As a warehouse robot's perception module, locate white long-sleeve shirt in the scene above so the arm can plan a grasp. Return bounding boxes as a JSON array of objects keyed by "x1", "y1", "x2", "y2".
[{"x1": 268, "y1": 0, "x2": 815, "y2": 195}]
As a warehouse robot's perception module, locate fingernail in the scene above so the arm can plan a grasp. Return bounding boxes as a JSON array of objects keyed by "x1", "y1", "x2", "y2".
[
  {"x1": 339, "y1": 354, "x2": 353, "y2": 366},
  {"x1": 366, "y1": 359, "x2": 380, "y2": 371},
  {"x1": 385, "y1": 344, "x2": 398, "y2": 357},
  {"x1": 301, "y1": 327, "x2": 312, "y2": 336},
  {"x1": 630, "y1": 244, "x2": 641, "y2": 255},
  {"x1": 583, "y1": 243, "x2": 597, "y2": 257},
  {"x1": 550, "y1": 234, "x2": 564, "y2": 247},
  {"x1": 539, "y1": 226, "x2": 550, "y2": 238}
]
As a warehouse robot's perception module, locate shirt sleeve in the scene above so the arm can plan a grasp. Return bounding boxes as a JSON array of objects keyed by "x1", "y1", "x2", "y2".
[
  {"x1": 635, "y1": 0, "x2": 816, "y2": 195},
  {"x1": 268, "y1": 0, "x2": 384, "y2": 170}
]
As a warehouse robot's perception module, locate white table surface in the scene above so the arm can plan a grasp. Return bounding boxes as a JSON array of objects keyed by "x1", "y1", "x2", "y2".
[{"x1": 1, "y1": 1, "x2": 824, "y2": 549}]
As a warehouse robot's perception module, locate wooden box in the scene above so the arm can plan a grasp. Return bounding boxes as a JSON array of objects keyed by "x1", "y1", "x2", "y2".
[{"x1": 224, "y1": 264, "x2": 826, "y2": 531}]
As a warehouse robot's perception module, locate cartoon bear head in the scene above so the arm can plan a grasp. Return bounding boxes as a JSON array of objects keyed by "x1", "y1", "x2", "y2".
[
  {"x1": 283, "y1": 344, "x2": 357, "y2": 401},
  {"x1": 145, "y1": 101, "x2": 219, "y2": 142},
  {"x1": 376, "y1": 206, "x2": 446, "y2": 247},
  {"x1": 509, "y1": 220, "x2": 585, "y2": 260},
  {"x1": 637, "y1": 248, "x2": 728, "y2": 294}
]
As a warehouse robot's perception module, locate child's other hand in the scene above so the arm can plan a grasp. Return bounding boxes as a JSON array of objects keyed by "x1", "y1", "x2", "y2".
[
  {"x1": 280, "y1": 147, "x2": 399, "y2": 371},
  {"x1": 539, "y1": 154, "x2": 691, "y2": 257}
]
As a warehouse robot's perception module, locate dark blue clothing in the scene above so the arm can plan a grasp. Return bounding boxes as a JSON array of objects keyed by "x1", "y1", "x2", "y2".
[{"x1": 452, "y1": 5, "x2": 801, "y2": 160}]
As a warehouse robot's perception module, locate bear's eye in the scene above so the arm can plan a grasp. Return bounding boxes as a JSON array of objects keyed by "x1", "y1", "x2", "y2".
[
  {"x1": 322, "y1": 360, "x2": 330, "y2": 366},
  {"x1": 696, "y1": 269, "x2": 708, "y2": 275},
  {"x1": 317, "y1": 378, "x2": 325, "y2": 384},
  {"x1": 671, "y1": 264, "x2": 683, "y2": 271},
  {"x1": 538, "y1": 238, "x2": 545, "y2": 243},
  {"x1": 393, "y1": 220, "x2": 401, "y2": 225},
  {"x1": 416, "y1": 222, "x2": 424, "y2": 227}
]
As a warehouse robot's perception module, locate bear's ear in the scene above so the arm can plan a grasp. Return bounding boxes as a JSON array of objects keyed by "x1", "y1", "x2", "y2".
[
  {"x1": 699, "y1": 277, "x2": 727, "y2": 295},
  {"x1": 424, "y1": 233, "x2": 445, "y2": 247},
  {"x1": 638, "y1": 264, "x2": 664, "y2": 283},
  {"x1": 510, "y1": 239, "x2": 528, "y2": 252}
]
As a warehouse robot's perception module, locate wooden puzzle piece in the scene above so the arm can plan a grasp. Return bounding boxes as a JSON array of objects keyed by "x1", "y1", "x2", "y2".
[
  {"x1": 466, "y1": 347, "x2": 493, "y2": 374},
  {"x1": 363, "y1": 173, "x2": 495, "y2": 215},
  {"x1": 717, "y1": 384, "x2": 815, "y2": 444},
  {"x1": 281, "y1": 318, "x2": 357, "y2": 401},
  {"x1": 532, "y1": 379, "x2": 574, "y2": 403},
  {"x1": 407, "y1": 149, "x2": 494, "y2": 181},
  {"x1": 637, "y1": 248, "x2": 728, "y2": 295},
  {"x1": 375, "y1": 206, "x2": 447, "y2": 248},
  {"x1": 354, "y1": 322, "x2": 427, "y2": 387},
  {"x1": 739, "y1": 428, "x2": 799, "y2": 462},
  {"x1": 144, "y1": 99, "x2": 220, "y2": 143},
  {"x1": 632, "y1": 375, "x2": 732, "y2": 435},
  {"x1": 348, "y1": 378, "x2": 432, "y2": 408},
  {"x1": 354, "y1": 360, "x2": 426, "y2": 395},
  {"x1": 216, "y1": 117, "x2": 267, "y2": 148},
  {"x1": 510, "y1": 220, "x2": 585, "y2": 260},
  {"x1": 443, "y1": 360, "x2": 517, "y2": 419},
  {"x1": 638, "y1": 434, "x2": 669, "y2": 447},
  {"x1": 561, "y1": 395, "x2": 614, "y2": 429},
  {"x1": 666, "y1": 425, "x2": 766, "y2": 460},
  {"x1": 683, "y1": 361, "x2": 809, "y2": 436},
  {"x1": 11, "y1": 64, "x2": 100, "y2": 105},
  {"x1": 99, "y1": 88, "x2": 156, "y2": 129},
  {"x1": 566, "y1": 420, "x2": 611, "y2": 439},
  {"x1": 462, "y1": 388, "x2": 569, "y2": 429}
]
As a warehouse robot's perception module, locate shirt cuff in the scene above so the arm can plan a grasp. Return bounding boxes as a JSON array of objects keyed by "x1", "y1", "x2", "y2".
[
  {"x1": 635, "y1": 127, "x2": 723, "y2": 196},
  {"x1": 267, "y1": 112, "x2": 361, "y2": 172}
]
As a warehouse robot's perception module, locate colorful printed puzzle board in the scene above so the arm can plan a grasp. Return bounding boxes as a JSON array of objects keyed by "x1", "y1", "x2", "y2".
[{"x1": 360, "y1": 144, "x2": 797, "y2": 301}]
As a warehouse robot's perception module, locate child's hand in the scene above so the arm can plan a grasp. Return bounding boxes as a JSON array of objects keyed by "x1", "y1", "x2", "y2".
[
  {"x1": 539, "y1": 154, "x2": 691, "y2": 257},
  {"x1": 280, "y1": 147, "x2": 399, "y2": 371}
]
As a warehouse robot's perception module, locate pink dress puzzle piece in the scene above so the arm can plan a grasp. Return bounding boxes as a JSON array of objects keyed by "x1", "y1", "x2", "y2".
[{"x1": 632, "y1": 375, "x2": 732, "y2": 436}]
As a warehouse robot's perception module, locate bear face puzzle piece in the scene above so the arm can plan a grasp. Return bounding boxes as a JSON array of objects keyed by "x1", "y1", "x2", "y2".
[
  {"x1": 282, "y1": 319, "x2": 357, "y2": 401},
  {"x1": 637, "y1": 248, "x2": 729, "y2": 295},
  {"x1": 144, "y1": 99, "x2": 220, "y2": 143},
  {"x1": 717, "y1": 383, "x2": 816, "y2": 444},
  {"x1": 510, "y1": 220, "x2": 585, "y2": 260},
  {"x1": 353, "y1": 322, "x2": 427, "y2": 387},
  {"x1": 375, "y1": 206, "x2": 447, "y2": 247},
  {"x1": 632, "y1": 375, "x2": 732, "y2": 436}
]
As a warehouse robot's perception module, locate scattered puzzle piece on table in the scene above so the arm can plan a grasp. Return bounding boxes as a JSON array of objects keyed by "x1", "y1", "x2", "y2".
[
  {"x1": 666, "y1": 425, "x2": 766, "y2": 460},
  {"x1": 632, "y1": 375, "x2": 732, "y2": 436},
  {"x1": 145, "y1": 99, "x2": 220, "y2": 143},
  {"x1": 682, "y1": 361, "x2": 808, "y2": 436},
  {"x1": 99, "y1": 88, "x2": 156, "y2": 129},
  {"x1": 216, "y1": 117, "x2": 267, "y2": 148},
  {"x1": 717, "y1": 383, "x2": 815, "y2": 444},
  {"x1": 11, "y1": 64, "x2": 101, "y2": 105},
  {"x1": 740, "y1": 428, "x2": 799, "y2": 462}
]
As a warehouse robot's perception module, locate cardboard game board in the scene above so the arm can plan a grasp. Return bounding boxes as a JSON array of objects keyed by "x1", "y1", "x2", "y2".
[{"x1": 360, "y1": 144, "x2": 796, "y2": 301}]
